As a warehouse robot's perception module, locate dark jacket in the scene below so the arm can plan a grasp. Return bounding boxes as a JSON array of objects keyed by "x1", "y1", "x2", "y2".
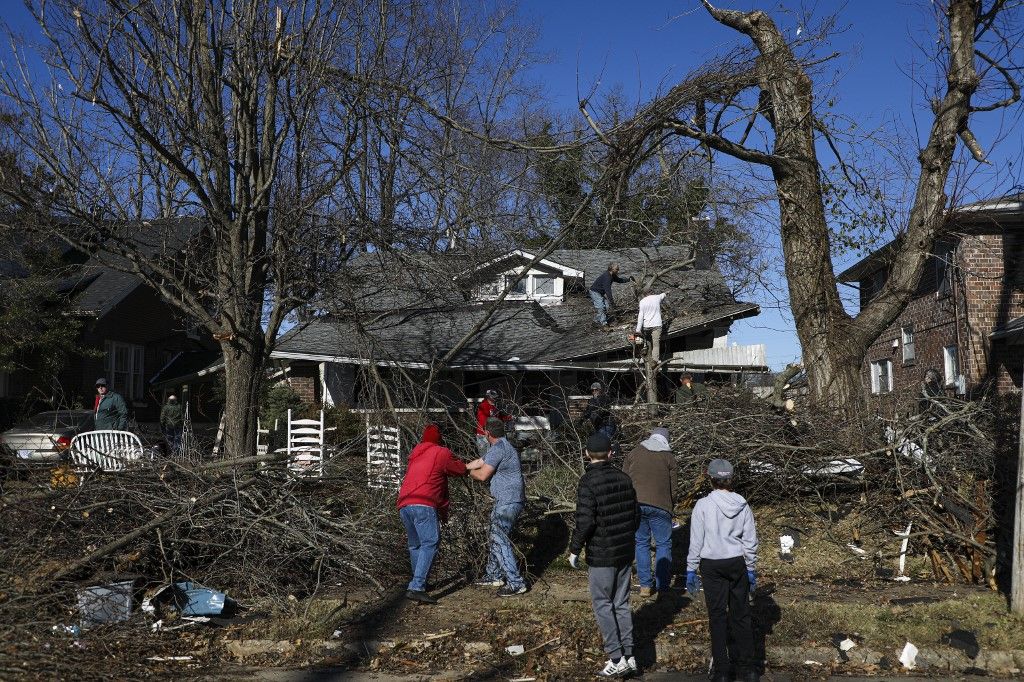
[
  {"x1": 675, "y1": 382, "x2": 708, "y2": 404},
  {"x1": 569, "y1": 460, "x2": 640, "y2": 568},
  {"x1": 589, "y1": 271, "x2": 629, "y2": 304},
  {"x1": 581, "y1": 394, "x2": 614, "y2": 430},
  {"x1": 160, "y1": 402, "x2": 183, "y2": 430},
  {"x1": 94, "y1": 392, "x2": 129, "y2": 431},
  {"x1": 623, "y1": 444, "x2": 677, "y2": 513}
]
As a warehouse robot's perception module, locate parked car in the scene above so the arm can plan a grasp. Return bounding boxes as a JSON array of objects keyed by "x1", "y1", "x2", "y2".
[{"x1": 0, "y1": 410, "x2": 95, "y2": 462}]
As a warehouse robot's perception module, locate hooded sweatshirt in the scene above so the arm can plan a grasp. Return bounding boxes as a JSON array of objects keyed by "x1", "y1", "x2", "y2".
[
  {"x1": 686, "y1": 489, "x2": 758, "y2": 571},
  {"x1": 397, "y1": 426, "x2": 467, "y2": 521}
]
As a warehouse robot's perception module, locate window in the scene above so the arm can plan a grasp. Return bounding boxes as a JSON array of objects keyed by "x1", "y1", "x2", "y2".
[
  {"x1": 943, "y1": 345, "x2": 960, "y2": 387},
  {"x1": 104, "y1": 341, "x2": 145, "y2": 400},
  {"x1": 506, "y1": 276, "x2": 527, "y2": 295},
  {"x1": 870, "y1": 359, "x2": 893, "y2": 394},
  {"x1": 901, "y1": 325, "x2": 915, "y2": 364},
  {"x1": 532, "y1": 275, "x2": 556, "y2": 296},
  {"x1": 482, "y1": 272, "x2": 561, "y2": 301}
]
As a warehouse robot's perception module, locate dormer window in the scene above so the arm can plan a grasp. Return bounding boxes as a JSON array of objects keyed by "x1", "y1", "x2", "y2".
[{"x1": 461, "y1": 249, "x2": 583, "y2": 306}]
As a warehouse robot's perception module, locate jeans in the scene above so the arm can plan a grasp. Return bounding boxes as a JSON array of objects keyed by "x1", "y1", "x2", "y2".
[
  {"x1": 597, "y1": 422, "x2": 617, "y2": 440},
  {"x1": 588, "y1": 564, "x2": 634, "y2": 659},
  {"x1": 635, "y1": 504, "x2": 673, "y2": 591},
  {"x1": 589, "y1": 290, "x2": 608, "y2": 325},
  {"x1": 484, "y1": 502, "x2": 525, "y2": 590},
  {"x1": 400, "y1": 505, "x2": 440, "y2": 592},
  {"x1": 164, "y1": 427, "x2": 183, "y2": 455},
  {"x1": 700, "y1": 556, "x2": 755, "y2": 676}
]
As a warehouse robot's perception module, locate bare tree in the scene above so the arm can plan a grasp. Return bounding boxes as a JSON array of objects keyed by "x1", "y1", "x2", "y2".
[
  {"x1": 0, "y1": 0, "x2": 543, "y2": 455},
  {"x1": 599, "y1": 0, "x2": 1021, "y2": 408}
]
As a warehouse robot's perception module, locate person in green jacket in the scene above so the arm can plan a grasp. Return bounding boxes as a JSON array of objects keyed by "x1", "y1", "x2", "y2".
[
  {"x1": 160, "y1": 394, "x2": 184, "y2": 454},
  {"x1": 93, "y1": 378, "x2": 129, "y2": 430},
  {"x1": 675, "y1": 373, "x2": 708, "y2": 404}
]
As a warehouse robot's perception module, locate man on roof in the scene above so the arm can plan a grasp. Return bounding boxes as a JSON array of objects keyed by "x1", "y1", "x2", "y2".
[{"x1": 589, "y1": 262, "x2": 633, "y2": 329}]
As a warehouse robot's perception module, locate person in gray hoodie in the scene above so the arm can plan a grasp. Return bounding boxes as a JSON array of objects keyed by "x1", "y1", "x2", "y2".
[{"x1": 686, "y1": 458, "x2": 759, "y2": 682}]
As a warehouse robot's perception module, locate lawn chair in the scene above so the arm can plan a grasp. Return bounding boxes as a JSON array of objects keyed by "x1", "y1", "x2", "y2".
[
  {"x1": 286, "y1": 409, "x2": 329, "y2": 478},
  {"x1": 70, "y1": 430, "x2": 148, "y2": 485}
]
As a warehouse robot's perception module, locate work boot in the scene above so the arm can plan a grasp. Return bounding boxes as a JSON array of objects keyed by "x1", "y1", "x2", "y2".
[
  {"x1": 404, "y1": 590, "x2": 438, "y2": 605},
  {"x1": 709, "y1": 670, "x2": 730, "y2": 682},
  {"x1": 638, "y1": 586, "x2": 654, "y2": 598}
]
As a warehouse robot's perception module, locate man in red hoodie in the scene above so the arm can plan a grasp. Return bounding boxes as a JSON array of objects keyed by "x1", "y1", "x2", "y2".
[
  {"x1": 475, "y1": 389, "x2": 512, "y2": 455},
  {"x1": 397, "y1": 424, "x2": 468, "y2": 604}
]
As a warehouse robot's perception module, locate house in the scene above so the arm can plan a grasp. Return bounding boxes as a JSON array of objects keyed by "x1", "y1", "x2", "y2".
[
  {"x1": 1, "y1": 218, "x2": 218, "y2": 424},
  {"x1": 270, "y1": 246, "x2": 766, "y2": 409},
  {"x1": 837, "y1": 193, "x2": 1024, "y2": 399}
]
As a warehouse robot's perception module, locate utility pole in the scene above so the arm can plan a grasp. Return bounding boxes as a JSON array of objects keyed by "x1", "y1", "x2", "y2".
[{"x1": 1013, "y1": 362, "x2": 1024, "y2": 613}]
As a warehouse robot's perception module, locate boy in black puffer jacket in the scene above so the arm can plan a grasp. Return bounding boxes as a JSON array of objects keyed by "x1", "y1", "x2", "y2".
[{"x1": 568, "y1": 432, "x2": 641, "y2": 678}]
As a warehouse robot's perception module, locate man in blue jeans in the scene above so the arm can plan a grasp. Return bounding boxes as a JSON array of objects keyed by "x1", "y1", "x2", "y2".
[
  {"x1": 467, "y1": 417, "x2": 527, "y2": 596},
  {"x1": 588, "y1": 262, "x2": 632, "y2": 328},
  {"x1": 623, "y1": 426, "x2": 677, "y2": 598}
]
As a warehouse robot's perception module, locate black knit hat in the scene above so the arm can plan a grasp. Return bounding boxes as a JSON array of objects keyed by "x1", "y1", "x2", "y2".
[{"x1": 586, "y1": 432, "x2": 611, "y2": 454}]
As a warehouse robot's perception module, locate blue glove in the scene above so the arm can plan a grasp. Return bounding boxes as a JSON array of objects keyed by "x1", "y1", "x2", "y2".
[
  {"x1": 685, "y1": 570, "x2": 699, "y2": 595},
  {"x1": 747, "y1": 570, "x2": 757, "y2": 592}
]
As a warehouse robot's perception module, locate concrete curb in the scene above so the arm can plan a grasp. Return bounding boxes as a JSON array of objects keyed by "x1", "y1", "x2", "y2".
[
  {"x1": 655, "y1": 640, "x2": 1024, "y2": 676},
  {"x1": 225, "y1": 638, "x2": 1024, "y2": 676}
]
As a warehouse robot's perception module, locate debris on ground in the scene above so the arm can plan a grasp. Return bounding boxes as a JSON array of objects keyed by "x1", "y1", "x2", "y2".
[{"x1": 899, "y1": 641, "x2": 919, "y2": 669}]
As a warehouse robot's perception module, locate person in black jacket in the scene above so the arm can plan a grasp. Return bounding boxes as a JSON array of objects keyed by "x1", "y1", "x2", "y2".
[
  {"x1": 581, "y1": 381, "x2": 617, "y2": 439},
  {"x1": 568, "y1": 432, "x2": 641, "y2": 678},
  {"x1": 589, "y1": 262, "x2": 632, "y2": 328}
]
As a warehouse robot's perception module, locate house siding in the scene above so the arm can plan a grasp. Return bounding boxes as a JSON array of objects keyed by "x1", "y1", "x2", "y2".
[{"x1": 857, "y1": 230, "x2": 1023, "y2": 399}]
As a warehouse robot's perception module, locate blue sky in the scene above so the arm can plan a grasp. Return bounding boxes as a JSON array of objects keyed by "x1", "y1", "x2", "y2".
[
  {"x1": 6, "y1": 2, "x2": 1020, "y2": 369},
  {"x1": 516, "y1": 0, "x2": 1024, "y2": 368}
]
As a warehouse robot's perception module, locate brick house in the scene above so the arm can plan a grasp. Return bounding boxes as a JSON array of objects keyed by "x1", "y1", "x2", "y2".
[{"x1": 837, "y1": 193, "x2": 1024, "y2": 400}]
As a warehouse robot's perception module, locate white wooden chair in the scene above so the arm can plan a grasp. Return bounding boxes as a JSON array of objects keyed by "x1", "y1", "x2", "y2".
[
  {"x1": 256, "y1": 419, "x2": 271, "y2": 458},
  {"x1": 286, "y1": 409, "x2": 327, "y2": 477},
  {"x1": 366, "y1": 418, "x2": 402, "y2": 491},
  {"x1": 70, "y1": 430, "x2": 148, "y2": 484}
]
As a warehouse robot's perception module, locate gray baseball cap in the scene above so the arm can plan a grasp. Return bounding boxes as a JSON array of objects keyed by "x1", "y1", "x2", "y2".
[
  {"x1": 708, "y1": 458, "x2": 733, "y2": 479},
  {"x1": 590, "y1": 381, "x2": 603, "y2": 390}
]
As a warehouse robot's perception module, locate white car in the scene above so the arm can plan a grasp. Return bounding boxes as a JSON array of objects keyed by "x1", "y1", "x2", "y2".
[{"x1": 0, "y1": 410, "x2": 95, "y2": 462}]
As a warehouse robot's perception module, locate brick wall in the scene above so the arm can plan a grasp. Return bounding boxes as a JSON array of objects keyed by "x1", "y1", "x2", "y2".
[
  {"x1": 960, "y1": 233, "x2": 1024, "y2": 393},
  {"x1": 285, "y1": 362, "x2": 320, "y2": 405},
  {"x1": 860, "y1": 278, "x2": 964, "y2": 400},
  {"x1": 858, "y1": 230, "x2": 1024, "y2": 398}
]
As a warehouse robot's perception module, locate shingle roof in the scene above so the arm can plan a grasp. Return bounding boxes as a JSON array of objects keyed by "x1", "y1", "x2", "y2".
[
  {"x1": 68, "y1": 217, "x2": 202, "y2": 317},
  {"x1": 276, "y1": 247, "x2": 758, "y2": 366}
]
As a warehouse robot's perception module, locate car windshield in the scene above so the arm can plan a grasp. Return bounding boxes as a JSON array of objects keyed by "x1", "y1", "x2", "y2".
[{"x1": 22, "y1": 412, "x2": 92, "y2": 431}]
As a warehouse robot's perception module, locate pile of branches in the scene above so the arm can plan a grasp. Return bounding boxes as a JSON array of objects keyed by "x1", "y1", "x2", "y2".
[
  {"x1": 0, "y1": 447, "x2": 493, "y2": 651},
  {"x1": 525, "y1": 389, "x2": 1002, "y2": 585}
]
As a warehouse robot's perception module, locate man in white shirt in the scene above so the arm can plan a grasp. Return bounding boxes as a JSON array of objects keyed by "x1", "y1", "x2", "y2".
[{"x1": 636, "y1": 290, "x2": 667, "y2": 364}]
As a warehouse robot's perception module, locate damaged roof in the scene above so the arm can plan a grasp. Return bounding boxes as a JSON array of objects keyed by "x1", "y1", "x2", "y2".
[{"x1": 276, "y1": 246, "x2": 759, "y2": 367}]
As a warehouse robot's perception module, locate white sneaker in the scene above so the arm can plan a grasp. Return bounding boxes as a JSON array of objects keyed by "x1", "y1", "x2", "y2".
[
  {"x1": 625, "y1": 656, "x2": 637, "y2": 674},
  {"x1": 597, "y1": 658, "x2": 629, "y2": 677}
]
